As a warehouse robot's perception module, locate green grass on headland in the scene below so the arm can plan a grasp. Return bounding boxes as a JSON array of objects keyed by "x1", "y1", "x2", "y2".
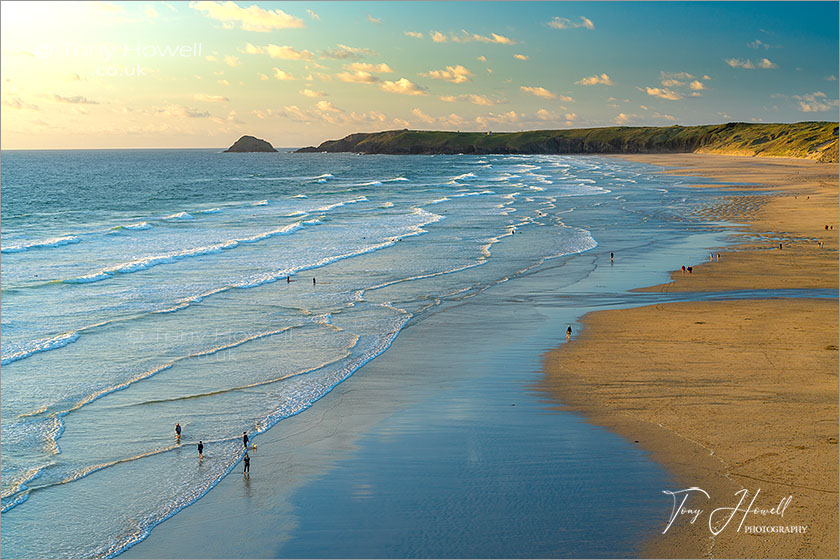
[{"x1": 295, "y1": 122, "x2": 838, "y2": 162}]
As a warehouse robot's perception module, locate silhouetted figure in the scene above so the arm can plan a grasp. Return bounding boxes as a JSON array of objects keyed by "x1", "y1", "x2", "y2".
[
  {"x1": 243, "y1": 452, "x2": 250, "y2": 474},
  {"x1": 681, "y1": 265, "x2": 686, "y2": 274},
  {"x1": 313, "y1": 277, "x2": 316, "y2": 285},
  {"x1": 175, "y1": 423, "x2": 181, "y2": 439},
  {"x1": 566, "y1": 324, "x2": 572, "y2": 338},
  {"x1": 286, "y1": 276, "x2": 291, "y2": 283},
  {"x1": 610, "y1": 252, "x2": 614, "y2": 262},
  {"x1": 687, "y1": 266, "x2": 693, "y2": 273},
  {"x1": 198, "y1": 441, "x2": 204, "y2": 458},
  {"x1": 243, "y1": 432, "x2": 249, "y2": 448}
]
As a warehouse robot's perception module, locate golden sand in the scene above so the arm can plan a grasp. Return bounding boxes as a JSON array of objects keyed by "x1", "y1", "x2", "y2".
[{"x1": 541, "y1": 154, "x2": 838, "y2": 558}]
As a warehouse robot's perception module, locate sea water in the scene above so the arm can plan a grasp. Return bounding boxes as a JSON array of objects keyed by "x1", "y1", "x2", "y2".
[{"x1": 2, "y1": 149, "x2": 725, "y2": 557}]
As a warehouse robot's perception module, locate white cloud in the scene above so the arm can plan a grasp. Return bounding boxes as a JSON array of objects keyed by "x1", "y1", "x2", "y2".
[
  {"x1": 793, "y1": 91, "x2": 839, "y2": 112},
  {"x1": 725, "y1": 58, "x2": 754, "y2": 69},
  {"x1": 547, "y1": 16, "x2": 594, "y2": 30},
  {"x1": 748, "y1": 39, "x2": 770, "y2": 49},
  {"x1": 757, "y1": 58, "x2": 777, "y2": 69},
  {"x1": 520, "y1": 86, "x2": 556, "y2": 99},
  {"x1": 306, "y1": 9, "x2": 319, "y2": 20},
  {"x1": 272, "y1": 68, "x2": 295, "y2": 80},
  {"x1": 689, "y1": 80, "x2": 705, "y2": 91},
  {"x1": 367, "y1": 14, "x2": 381, "y2": 24},
  {"x1": 381, "y1": 78, "x2": 427, "y2": 95},
  {"x1": 441, "y1": 113, "x2": 467, "y2": 127},
  {"x1": 440, "y1": 94, "x2": 499, "y2": 106},
  {"x1": 644, "y1": 87, "x2": 683, "y2": 100},
  {"x1": 405, "y1": 31, "x2": 424, "y2": 39},
  {"x1": 224, "y1": 55, "x2": 240, "y2": 67},
  {"x1": 336, "y1": 70, "x2": 379, "y2": 84},
  {"x1": 190, "y1": 1, "x2": 304, "y2": 31},
  {"x1": 347, "y1": 62, "x2": 393, "y2": 73},
  {"x1": 477, "y1": 55, "x2": 487, "y2": 62},
  {"x1": 300, "y1": 89, "x2": 326, "y2": 98},
  {"x1": 246, "y1": 43, "x2": 314, "y2": 60},
  {"x1": 412, "y1": 108, "x2": 436, "y2": 124},
  {"x1": 575, "y1": 73, "x2": 612, "y2": 86},
  {"x1": 158, "y1": 104, "x2": 211, "y2": 118},
  {"x1": 422, "y1": 65, "x2": 473, "y2": 83},
  {"x1": 614, "y1": 113, "x2": 631, "y2": 124},
  {"x1": 320, "y1": 44, "x2": 376, "y2": 60},
  {"x1": 193, "y1": 93, "x2": 229, "y2": 102},
  {"x1": 316, "y1": 100, "x2": 341, "y2": 112},
  {"x1": 393, "y1": 118, "x2": 411, "y2": 128},
  {"x1": 431, "y1": 31, "x2": 448, "y2": 43},
  {"x1": 513, "y1": 54, "x2": 528, "y2": 61},
  {"x1": 660, "y1": 79, "x2": 684, "y2": 87},
  {"x1": 826, "y1": 75, "x2": 838, "y2": 81},
  {"x1": 431, "y1": 29, "x2": 516, "y2": 44}
]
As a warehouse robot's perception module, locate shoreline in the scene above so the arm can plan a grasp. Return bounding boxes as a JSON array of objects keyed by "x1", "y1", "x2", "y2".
[{"x1": 542, "y1": 154, "x2": 838, "y2": 558}]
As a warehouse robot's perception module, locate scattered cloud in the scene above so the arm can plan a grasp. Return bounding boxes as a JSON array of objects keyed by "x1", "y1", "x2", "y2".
[
  {"x1": 246, "y1": 43, "x2": 314, "y2": 60},
  {"x1": 49, "y1": 94, "x2": 99, "y2": 104},
  {"x1": 520, "y1": 86, "x2": 556, "y2": 99},
  {"x1": 2, "y1": 96, "x2": 39, "y2": 110},
  {"x1": 381, "y1": 78, "x2": 427, "y2": 95},
  {"x1": 547, "y1": 16, "x2": 594, "y2": 30},
  {"x1": 347, "y1": 62, "x2": 393, "y2": 73},
  {"x1": 300, "y1": 88, "x2": 326, "y2": 97},
  {"x1": 689, "y1": 80, "x2": 705, "y2": 91},
  {"x1": 826, "y1": 75, "x2": 837, "y2": 81},
  {"x1": 405, "y1": 31, "x2": 424, "y2": 39},
  {"x1": 535, "y1": 109, "x2": 576, "y2": 126},
  {"x1": 306, "y1": 9, "x2": 319, "y2": 20},
  {"x1": 421, "y1": 65, "x2": 473, "y2": 83},
  {"x1": 725, "y1": 57, "x2": 777, "y2": 69},
  {"x1": 440, "y1": 94, "x2": 500, "y2": 106},
  {"x1": 320, "y1": 44, "x2": 376, "y2": 60},
  {"x1": 430, "y1": 29, "x2": 516, "y2": 44},
  {"x1": 158, "y1": 104, "x2": 211, "y2": 118},
  {"x1": 441, "y1": 113, "x2": 467, "y2": 128},
  {"x1": 411, "y1": 107, "x2": 436, "y2": 124},
  {"x1": 272, "y1": 68, "x2": 295, "y2": 80},
  {"x1": 748, "y1": 39, "x2": 771, "y2": 49},
  {"x1": 336, "y1": 70, "x2": 379, "y2": 83},
  {"x1": 190, "y1": 1, "x2": 304, "y2": 31},
  {"x1": 652, "y1": 112, "x2": 677, "y2": 121},
  {"x1": 793, "y1": 91, "x2": 839, "y2": 112},
  {"x1": 223, "y1": 55, "x2": 240, "y2": 67},
  {"x1": 193, "y1": 93, "x2": 229, "y2": 102},
  {"x1": 575, "y1": 73, "x2": 612, "y2": 86},
  {"x1": 513, "y1": 54, "x2": 528, "y2": 61},
  {"x1": 477, "y1": 55, "x2": 487, "y2": 62},
  {"x1": 367, "y1": 14, "x2": 381, "y2": 24},
  {"x1": 643, "y1": 87, "x2": 683, "y2": 100},
  {"x1": 316, "y1": 100, "x2": 341, "y2": 112},
  {"x1": 258, "y1": 73, "x2": 269, "y2": 81},
  {"x1": 217, "y1": 79, "x2": 230, "y2": 86},
  {"x1": 614, "y1": 113, "x2": 631, "y2": 124}
]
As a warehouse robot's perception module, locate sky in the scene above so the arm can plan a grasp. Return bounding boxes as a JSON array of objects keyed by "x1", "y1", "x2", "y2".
[{"x1": 1, "y1": 1, "x2": 838, "y2": 149}]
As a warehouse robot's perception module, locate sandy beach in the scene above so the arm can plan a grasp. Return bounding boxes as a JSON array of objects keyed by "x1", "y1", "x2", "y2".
[{"x1": 542, "y1": 154, "x2": 839, "y2": 558}]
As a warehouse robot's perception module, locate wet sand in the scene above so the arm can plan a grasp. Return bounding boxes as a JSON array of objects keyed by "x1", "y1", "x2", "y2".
[{"x1": 542, "y1": 154, "x2": 838, "y2": 558}]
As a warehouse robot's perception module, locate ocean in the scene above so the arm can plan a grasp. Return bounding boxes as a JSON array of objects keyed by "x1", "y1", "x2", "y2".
[{"x1": 2, "y1": 149, "x2": 728, "y2": 558}]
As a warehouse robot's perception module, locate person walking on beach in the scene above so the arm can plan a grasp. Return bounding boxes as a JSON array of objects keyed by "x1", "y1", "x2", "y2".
[
  {"x1": 243, "y1": 432, "x2": 249, "y2": 448},
  {"x1": 243, "y1": 452, "x2": 250, "y2": 474},
  {"x1": 610, "y1": 252, "x2": 614, "y2": 262},
  {"x1": 312, "y1": 277, "x2": 316, "y2": 285},
  {"x1": 198, "y1": 441, "x2": 204, "y2": 459},
  {"x1": 175, "y1": 423, "x2": 182, "y2": 440},
  {"x1": 681, "y1": 265, "x2": 686, "y2": 274},
  {"x1": 566, "y1": 324, "x2": 572, "y2": 339}
]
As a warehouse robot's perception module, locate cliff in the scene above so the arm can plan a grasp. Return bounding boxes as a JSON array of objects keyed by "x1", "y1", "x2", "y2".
[
  {"x1": 224, "y1": 135, "x2": 278, "y2": 153},
  {"x1": 295, "y1": 122, "x2": 838, "y2": 162}
]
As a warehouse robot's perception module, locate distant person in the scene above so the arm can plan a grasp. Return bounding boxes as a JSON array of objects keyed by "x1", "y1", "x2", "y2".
[
  {"x1": 286, "y1": 276, "x2": 291, "y2": 283},
  {"x1": 243, "y1": 452, "x2": 250, "y2": 474},
  {"x1": 175, "y1": 423, "x2": 181, "y2": 439},
  {"x1": 243, "y1": 432, "x2": 249, "y2": 448},
  {"x1": 198, "y1": 441, "x2": 204, "y2": 458},
  {"x1": 687, "y1": 266, "x2": 693, "y2": 273},
  {"x1": 710, "y1": 253, "x2": 714, "y2": 261},
  {"x1": 566, "y1": 324, "x2": 572, "y2": 338},
  {"x1": 313, "y1": 277, "x2": 316, "y2": 285},
  {"x1": 826, "y1": 225, "x2": 829, "y2": 230},
  {"x1": 681, "y1": 265, "x2": 686, "y2": 274},
  {"x1": 779, "y1": 243, "x2": 783, "y2": 249},
  {"x1": 610, "y1": 252, "x2": 614, "y2": 262},
  {"x1": 717, "y1": 253, "x2": 721, "y2": 261}
]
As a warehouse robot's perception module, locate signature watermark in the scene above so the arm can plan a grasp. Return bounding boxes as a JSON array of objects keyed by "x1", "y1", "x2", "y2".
[
  {"x1": 32, "y1": 41, "x2": 204, "y2": 79},
  {"x1": 663, "y1": 487, "x2": 807, "y2": 536}
]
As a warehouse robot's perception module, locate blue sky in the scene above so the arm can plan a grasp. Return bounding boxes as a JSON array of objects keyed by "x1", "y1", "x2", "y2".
[{"x1": 1, "y1": 1, "x2": 837, "y2": 148}]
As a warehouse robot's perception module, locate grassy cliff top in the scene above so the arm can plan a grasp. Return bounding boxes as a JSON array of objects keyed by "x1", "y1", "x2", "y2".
[{"x1": 296, "y1": 122, "x2": 838, "y2": 162}]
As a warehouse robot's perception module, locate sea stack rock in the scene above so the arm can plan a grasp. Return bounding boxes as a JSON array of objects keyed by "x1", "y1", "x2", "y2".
[{"x1": 224, "y1": 135, "x2": 278, "y2": 153}]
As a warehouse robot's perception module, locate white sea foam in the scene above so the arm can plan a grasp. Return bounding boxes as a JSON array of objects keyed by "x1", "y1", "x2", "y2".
[{"x1": 2, "y1": 235, "x2": 82, "y2": 254}]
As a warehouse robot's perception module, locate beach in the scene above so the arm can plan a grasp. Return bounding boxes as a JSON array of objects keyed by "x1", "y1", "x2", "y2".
[{"x1": 542, "y1": 154, "x2": 839, "y2": 558}]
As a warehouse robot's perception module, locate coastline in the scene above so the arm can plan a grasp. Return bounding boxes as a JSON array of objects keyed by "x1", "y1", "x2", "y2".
[{"x1": 542, "y1": 154, "x2": 839, "y2": 558}]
